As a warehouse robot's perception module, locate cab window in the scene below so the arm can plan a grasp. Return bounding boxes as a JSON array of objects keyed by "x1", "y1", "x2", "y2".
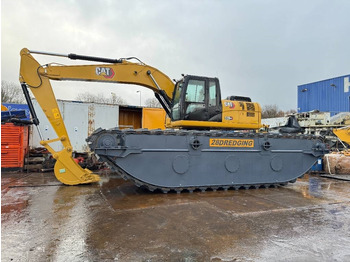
[
  {"x1": 185, "y1": 79, "x2": 206, "y2": 117},
  {"x1": 209, "y1": 81, "x2": 217, "y2": 107},
  {"x1": 185, "y1": 80, "x2": 205, "y2": 103},
  {"x1": 171, "y1": 81, "x2": 182, "y2": 120}
]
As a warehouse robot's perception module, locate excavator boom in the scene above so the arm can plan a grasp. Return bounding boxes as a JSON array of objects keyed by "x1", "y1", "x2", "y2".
[{"x1": 19, "y1": 48, "x2": 177, "y2": 185}]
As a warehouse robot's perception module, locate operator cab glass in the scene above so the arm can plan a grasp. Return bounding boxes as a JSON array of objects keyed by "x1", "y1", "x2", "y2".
[
  {"x1": 185, "y1": 79, "x2": 206, "y2": 119},
  {"x1": 171, "y1": 76, "x2": 222, "y2": 122},
  {"x1": 171, "y1": 80, "x2": 183, "y2": 120}
]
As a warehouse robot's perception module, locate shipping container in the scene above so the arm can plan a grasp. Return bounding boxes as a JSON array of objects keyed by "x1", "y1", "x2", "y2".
[
  {"x1": 30, "y1": 99, "x2": 119, "y2": 152},
  {"x1": 119, "y1": 106, "x2": 142, "y2": 129},
  {"x1": 1, "y1": 123, "x2": 29, "y2": 169},
  {"x1": 298, "y1": 74, "x2": 350, "y2": 116}
]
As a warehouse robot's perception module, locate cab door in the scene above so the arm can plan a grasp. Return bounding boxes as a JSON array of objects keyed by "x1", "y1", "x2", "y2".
[
  {"x1": 181, "y1": 76, "x2": 222, "y2": 122},
  {"x1": 207, "y1": 78, "x2": 222, "y2": 121}
]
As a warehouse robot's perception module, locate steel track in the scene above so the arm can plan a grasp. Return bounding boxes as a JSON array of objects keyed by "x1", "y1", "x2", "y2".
[{"x1": 88, "y1": 128, "x2": 324, "y2": 193}]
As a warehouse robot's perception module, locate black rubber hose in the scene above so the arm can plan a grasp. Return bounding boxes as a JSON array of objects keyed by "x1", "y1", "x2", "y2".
[{"x1": 68, "y1": 53, "x2": 122, "y2": 64}]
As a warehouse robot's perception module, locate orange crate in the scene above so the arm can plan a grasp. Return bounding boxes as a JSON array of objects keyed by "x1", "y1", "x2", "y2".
[{"x1": 1, "y1": 123, "x2": 29, "y2": 168}]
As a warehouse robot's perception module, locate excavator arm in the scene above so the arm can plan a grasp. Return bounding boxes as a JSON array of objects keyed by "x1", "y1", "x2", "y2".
[{"x1": 19, "y1": 48, "x2": 175, "y2": 185}]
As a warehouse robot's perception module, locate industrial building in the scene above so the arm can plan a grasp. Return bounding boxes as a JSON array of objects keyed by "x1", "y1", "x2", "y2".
[{"x1": 298, "y1": 74, "x2": 350, "y2": 115}]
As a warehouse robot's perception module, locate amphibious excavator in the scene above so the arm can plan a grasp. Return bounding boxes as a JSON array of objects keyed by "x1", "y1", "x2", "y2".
[{"x1": 19, "y1": 48, "x2": 328, "y2": 191}]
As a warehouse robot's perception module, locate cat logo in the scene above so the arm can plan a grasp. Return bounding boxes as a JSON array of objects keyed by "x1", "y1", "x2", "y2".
[{"x1": 95, "y1": 67, "x2": 115, "y2": 79}]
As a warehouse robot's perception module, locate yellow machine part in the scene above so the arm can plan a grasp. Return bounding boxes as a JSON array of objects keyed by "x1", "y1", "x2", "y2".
[
  {"x1": 1, "y1": 104, "x2": 8, "y2": 111},
  {"x1": 18, "y1": 47, "x2": 174, "y2": 185},
  {"x1": 167, "y1": 100, "x2": 262, "y2": 130},
  {"x1": 39, "y1": 137, "x2": 100, "y2": 185},
  {"x1": 333, "y1": 126, "x2": 350, "y2": 145},
  {"x1": 19, "y1": 48, "x2": 100, "y2": 185},
  {"x1": 142, "y1": 108, "x2": 166, "y2": 130}
]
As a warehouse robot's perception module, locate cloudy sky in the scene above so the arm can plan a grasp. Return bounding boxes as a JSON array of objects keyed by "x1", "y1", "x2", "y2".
[{"x1": 2, "y1": 0, "x2": 349, "y2": 110}]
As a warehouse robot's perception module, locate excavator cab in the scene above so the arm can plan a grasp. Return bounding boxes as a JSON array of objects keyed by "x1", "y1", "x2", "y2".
[{"x1": 171, "y1": 76, "x2": 222, "y2": 122}]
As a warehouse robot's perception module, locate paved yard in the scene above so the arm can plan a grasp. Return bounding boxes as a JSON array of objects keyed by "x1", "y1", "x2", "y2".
[{"x1": 1, "y1": 171, "x2": 350, "y2": 261}]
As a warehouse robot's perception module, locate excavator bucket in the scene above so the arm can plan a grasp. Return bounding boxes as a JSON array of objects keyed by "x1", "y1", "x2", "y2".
[
  {"x1": 52, "y1": 149, "x2": 100, "y2": 185},
  {"x1": 39, "y1": 138, "x2": 100, "y2": 185}
]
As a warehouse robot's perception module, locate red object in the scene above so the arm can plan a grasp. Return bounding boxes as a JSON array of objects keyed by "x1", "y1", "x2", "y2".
[
  {"x1": 74, "y1": 157, "x2": 85, "y2": 164},
  {"x1": 1, "y1": 123, "x2": 29, "y2": 168}
]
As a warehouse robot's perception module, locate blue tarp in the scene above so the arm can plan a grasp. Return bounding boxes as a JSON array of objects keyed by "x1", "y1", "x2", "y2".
[{"x1": 2, "y1": 103, "x2": 30, "y2": 120}]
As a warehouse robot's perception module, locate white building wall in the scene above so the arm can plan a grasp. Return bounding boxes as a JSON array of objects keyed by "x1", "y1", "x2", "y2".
[{"x1": 30, "y1": 99, "x2": 119, "y2": 152}]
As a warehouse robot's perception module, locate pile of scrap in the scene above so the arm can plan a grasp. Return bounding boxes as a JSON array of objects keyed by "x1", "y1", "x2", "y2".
[
  {"x1": 262, "y1": 111, "x2": 350, "y2": 150},
  {"x1": 72, "y1": 152, "x2": 106, "y2": 171},
  {"x1": 24, "y1": 148, "x2": 56, "y2": 172},
  {"x1": 321, "y1": 124, "x2": 350, "y2": 180},
  {"x1": 24, "y1": 148, "x2": 106, "y2": 172}
]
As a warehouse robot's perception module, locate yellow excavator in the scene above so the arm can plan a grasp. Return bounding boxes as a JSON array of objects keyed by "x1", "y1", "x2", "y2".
[{"x1": 19, "y1": 48, "x2": 327, "y2": 191}]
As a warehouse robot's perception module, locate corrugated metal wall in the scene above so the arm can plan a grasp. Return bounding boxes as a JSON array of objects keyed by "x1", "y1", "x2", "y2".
[{"x1": 298, "y1": 74, "x2": 350, "y2": 115}]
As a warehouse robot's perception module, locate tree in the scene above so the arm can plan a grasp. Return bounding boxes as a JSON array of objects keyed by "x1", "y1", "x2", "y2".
[
  {"x1": 145, "y1": 97, "x2": 162, "y2": 108},
  {"x1": 110, "y1": 92, "x2": 126, "y2": 105},
  {"x1": 75, "y1": 92, "x2": 127, "y2": 105},
  {"x1": 1, "y1": 80, "x2": 26, "y2": 104},
  {"x1": 261, "y1": 104, "x2": 285, "y2": 119},
  {"x1": 285, "y1": 109, "x2": 297, "y2": 115}
]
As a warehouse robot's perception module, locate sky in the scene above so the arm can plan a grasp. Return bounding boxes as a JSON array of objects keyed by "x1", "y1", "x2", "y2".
[{"x1": 1, "y1": 0, "x2": 349, "y2": 110}]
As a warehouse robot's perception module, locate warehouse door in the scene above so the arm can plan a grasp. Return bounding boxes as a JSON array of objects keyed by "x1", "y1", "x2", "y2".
[{"x1": 119, "y1": 107, "x2": 142, "y2": 129}]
